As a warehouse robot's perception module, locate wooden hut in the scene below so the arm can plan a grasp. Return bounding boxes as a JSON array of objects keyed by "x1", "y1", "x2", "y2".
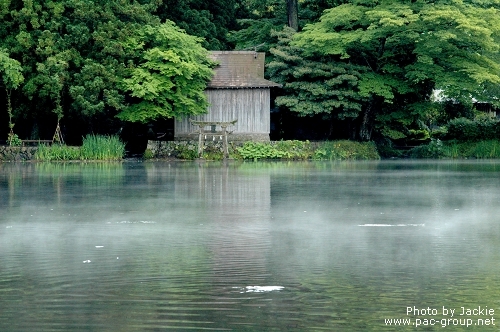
[{"x1": 174, "y1": 51, "x2": 281, "y2": 141}]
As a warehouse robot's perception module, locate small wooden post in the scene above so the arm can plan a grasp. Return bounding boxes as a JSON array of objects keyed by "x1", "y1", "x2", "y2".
[
  {"x1": 197, "y1": 124, "x2": 204, "y2": 158},
  {"x1": 53, "y1": 122, "x2": 64, "y2": 144},
  {"x1": 221, "y1": 124, "x2": 228, "y2": 158}
]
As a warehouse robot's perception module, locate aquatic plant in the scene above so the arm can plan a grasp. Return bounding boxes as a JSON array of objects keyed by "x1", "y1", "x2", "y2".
[
  {"x1": 314, "y1": 141, "x2": 380, "y2": 160},
  {"x1": 443, "y1": 140, "x2": 500, "y2": 159},
  {"x1": 236, "y1": 140, "x2": 379, "y2": 161},
  {"x1": 143, "y1": 148, "x2": 154, "y2": 159},
  {"x1": 237, "y1": 141, "x2": 290, "y2": 160},
  {"x1": 410, "y1": 139, "x2": 500, "y2": 159},
  {"x1": 34, "y1": 144, "x2": 81, "y2": 161},
  {"x1": 34, "y1": 135, "x2": 125, "y2": 161},
  {"x1": 273, "y1": 140, "x2": 314, "y2": 159},
  {"x1": 7, "y1": 133, "x2": 22, "y2": 147},
  {"x1": 409, "y1": 139, "x2": 445, "y2": 159},
  {"x1": 174, "y1": 143, "x2": 198, "y2": 160},
  {"x1": 80, "y1": 135, "x2": 125, "y2": 160}
]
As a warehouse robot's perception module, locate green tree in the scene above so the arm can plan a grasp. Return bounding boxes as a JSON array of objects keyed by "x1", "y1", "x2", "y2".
[
  {"x1": 0, "y1": 49, "x2": 24, "y2": 144},
  {"x1": 24, "y1": 50, "x2": 70, "y2": 139},
  {"x1": 267, "y1": 27, "x2": 364, "y2": 138},
  {"x1": 292, "y1": 0, "x2": 500, "y2": 140},
  {"x1": 228, "y1": 0, "x2": 348, "y2": 51},
  {"x1": 154, "y1": 0, "x2": 238, "y2": 50},
  {"x1": 8, "y1": 0, "x2": 74, "y2": 137},
  {"x1": 228, "y1": 0, "x2": 286, "y2": 52},
  {"x1": 117, "y1": 21, "x2": 215, "y2": 123},
  {"x1": 1, "y1": 0, "x2": 162, "y2": 140}
]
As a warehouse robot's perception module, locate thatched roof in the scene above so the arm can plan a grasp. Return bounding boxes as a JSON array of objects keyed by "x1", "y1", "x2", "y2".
[{"x1": 207, "y1": 51, "x2": 281, "y2": 89}]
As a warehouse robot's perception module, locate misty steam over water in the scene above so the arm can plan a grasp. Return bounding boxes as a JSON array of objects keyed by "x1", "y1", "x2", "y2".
[{"x1": 1, "y1": 160, "x2": 500, "y2": 330}]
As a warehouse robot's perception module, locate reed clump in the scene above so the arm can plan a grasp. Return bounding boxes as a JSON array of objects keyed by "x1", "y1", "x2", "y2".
[
  {"x1": 34, "y1": 135, "x2": 125, "y2": 161},
  {"x1": 442, "y1": 140, "x2": 500, "y2": 159},
  {"x1": 35, "y1": 144, "x2": 81, "y2": 161},
  {"x1": 409, "y1": 139, "x2": 500, "y2": 159},
  {"x1": 80, "y1": 135, "x2": 125, "y2": 160}
]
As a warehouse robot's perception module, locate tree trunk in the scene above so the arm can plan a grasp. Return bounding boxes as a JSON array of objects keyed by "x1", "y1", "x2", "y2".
[
  {"x1": 328, "y1": 116, "x2": 334, "y2": 139},
  {"x1": 347, "y1": 119, "x2": 356, "y2": 140},
  {"x1": 6, "y1": 88, "x2": 13, "y2": 131},
  {"x1": 287, "y1": 0, "x2": 299, "y2": 31},
  {"x1": 359, "y1": 103, "x2": 373, "y2": 141}
]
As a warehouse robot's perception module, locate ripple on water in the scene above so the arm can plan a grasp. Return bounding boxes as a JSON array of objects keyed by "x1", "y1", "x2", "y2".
[{"x1": 3, "y1": 161, "x2": 500, "y2": 330}]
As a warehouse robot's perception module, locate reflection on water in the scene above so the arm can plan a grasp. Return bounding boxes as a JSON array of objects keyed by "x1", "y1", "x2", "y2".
[{"x1": 1, "y1": 160, "x2": 500, "y2": 331}]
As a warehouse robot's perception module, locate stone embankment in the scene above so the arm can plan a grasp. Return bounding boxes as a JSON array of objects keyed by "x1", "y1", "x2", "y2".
[
  {"x1": 146, "y1": 140, "x2": 240, "y2": 158},
  {"x1": 0, "y1": 146, "x2": 38, "y2": 162},
  {"x1": 0, "y1": 141, "x2": 234, "y2": 161}
]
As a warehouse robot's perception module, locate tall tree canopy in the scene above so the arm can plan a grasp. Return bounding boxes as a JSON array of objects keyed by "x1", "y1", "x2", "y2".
[
  {"x1": 0, "y1": 49, "x2": 24, "y2": 143},
  {"x1": 268, "y1": 27, "x2": 364, "y2": 138},
  {"x1": 154, "y1": 0, "x2": 239, "y2": 50},
  {"x1": 2, "y1": 0, "x2": 500, "y2": 143},
  {"x1": 285, "y1": 0, "x2": 500, "y2": 140},
  {"x1": 0, "y1": 0, "x2": 215, "y2": 141},
  {"x1": 228, "y1": 0, "x2": 347, "y2": 51},
  {"x1": 117, "y1": 22, "x2": 215, "y2": 123}
]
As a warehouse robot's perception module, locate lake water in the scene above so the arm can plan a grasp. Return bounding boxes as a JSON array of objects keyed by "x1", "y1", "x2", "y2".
[{"x1": 1, "y1": 160, "x2": 500, "y2": 331}]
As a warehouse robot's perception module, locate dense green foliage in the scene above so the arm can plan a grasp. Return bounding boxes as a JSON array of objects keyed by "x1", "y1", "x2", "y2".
[
  {"x1": 147, "y1": 140, "x2": 379, "y2": 160},
  {"x1": 0, "y1": 49, "x2": 24, "y2": 145},
  {"x1": 314, "y1": 141, "x2": 380, "y2": 160},
  {"x1": 174, "y1": 143, "x2": 199, "y2": 160},
  {"x1": 0, "y1": 50, "x2": 23, "y2": 92},
  {"x1": 268, "y1": 27, "x2": 363, "y2": 139},
  {"x1": 237, "y1": 140, "x2": 313, "y2": 160},
  {"x1": 0, "y1": 0, "x2": 214, "y2": 143},
  {"x1": 154, "y1": 0, "x2": 239, "y2": 50},
  {"x1": 2, "y1": 0, "x2": 161, "y2": 134},
  {"x1": 228, "y1": 0, "x2": 343, "y2": 51},
  {"x1": 35, "y1": 135, "x2": 125, "y2": 161},
  {"x1": 6, "y1": 133, "x2": 22, "y2": 147},
  {"x1": 236, "y1": 140, "x2": 379, "y2": 160},
  {"x1": 445, "y1": 116, "x2": 500, "y2": 142},
  {"x1": 2, "y1": 0, "x2": 500, "y2": 148},
  {"x1": 267, "y1": 0, "x2": 500, "y2": 141},
  {"x1": 117, "y1": 22, "x2": 215, "y2": 123}
]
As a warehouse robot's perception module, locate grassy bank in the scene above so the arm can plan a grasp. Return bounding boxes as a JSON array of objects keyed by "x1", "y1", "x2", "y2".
[
  {"x1": 35, "y1": 135, "x2": 125, "y2": 161},
  {"x1": 409, "y1": 139, "x2": 500, "y2": 159},
  {"x1": 146, "y1": 140, "x2": 381, "y2": 161},
  {"x1": 235, "y1": 140, "x2": 380, "y2": 161},
  {"x1": 34, "y1": 137, "x2": 500, "y2": 162}
]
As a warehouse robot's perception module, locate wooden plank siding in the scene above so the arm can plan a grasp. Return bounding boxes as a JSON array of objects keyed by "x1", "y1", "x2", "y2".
[
  {"x1": 174, "y1": 52, "x2": 280, "y2": 142},
  {"x1": 174, "y1": 88, "x2": 271, "y2": 141}
]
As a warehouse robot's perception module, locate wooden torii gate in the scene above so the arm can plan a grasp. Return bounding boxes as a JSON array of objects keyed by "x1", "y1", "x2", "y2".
[{"x1": 189, "y1": 119, "x2": 237, "y2": 159}]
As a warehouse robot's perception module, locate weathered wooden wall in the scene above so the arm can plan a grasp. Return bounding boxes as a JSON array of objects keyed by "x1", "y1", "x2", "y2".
[{"x1": 175, "y1": 88, "x2": 270, "y2": 141}]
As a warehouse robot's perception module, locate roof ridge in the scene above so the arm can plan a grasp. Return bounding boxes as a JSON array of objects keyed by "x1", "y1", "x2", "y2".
[{"x1": 208, "y1": 51, "x2": 281, "y2": 88}]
